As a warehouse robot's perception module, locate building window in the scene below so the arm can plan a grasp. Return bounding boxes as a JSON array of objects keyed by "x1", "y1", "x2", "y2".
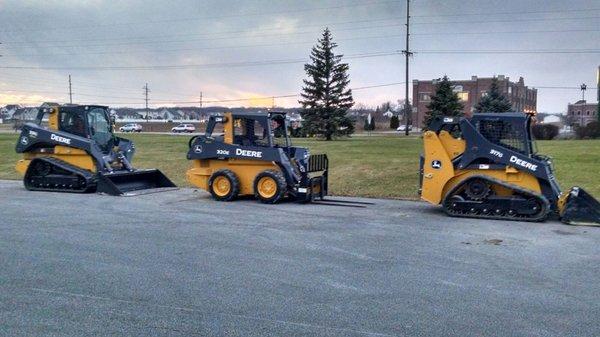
[
  {"x1": 508, "y1": 87, "x2": 512, "y2": 94},
  {"x1": 577, "y1": 111, "x2": 581, "y2": 115},
  {"x1": 481, "y1": 91, "x2": 488, "y2": 97},
  {"x1": 419, "y1": 93, "x2": 431, "y2": 102},
  {"x1": 456, "y1": 92, "x2": 469, "y2": 102},
  {"x1": 587, "y1": 111, "x2": 590, "y2": 115},
  {"x1": 452, "y1": 85, "x2": 463, "y2": 92}
]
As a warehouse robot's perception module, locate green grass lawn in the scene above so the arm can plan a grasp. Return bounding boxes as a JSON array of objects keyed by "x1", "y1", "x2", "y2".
[{"x1": 1, "y1": 132, "x2": 599, "y2": 199}]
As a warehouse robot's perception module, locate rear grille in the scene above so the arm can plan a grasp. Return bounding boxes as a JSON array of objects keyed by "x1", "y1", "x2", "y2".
[{"x1": 307, "y1": 154, "x2": 328, "y2": 172}]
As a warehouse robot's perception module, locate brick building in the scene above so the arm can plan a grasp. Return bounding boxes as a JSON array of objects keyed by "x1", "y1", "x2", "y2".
[
  {"x1": 411, "y1": 75, "x2": 537, "y2": 128},
  {"x1": 567, "y1": 100, "x2": 598, "y2": 126}
]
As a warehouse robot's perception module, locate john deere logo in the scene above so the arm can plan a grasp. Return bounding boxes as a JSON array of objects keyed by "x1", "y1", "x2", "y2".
[
  {"x1": 431, "y1": 160, "x2": 442, "y2": 169},
  {"x1": 20, "y1": 136, "x2": 29, "y2": 145},
  {"x1": 194, "y1": 145, "x2": 203, "y2": 153}
]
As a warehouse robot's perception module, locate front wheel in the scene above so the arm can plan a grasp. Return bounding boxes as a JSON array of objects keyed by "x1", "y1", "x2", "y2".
[
  {"x1": 208, "y1": 169, "x2": 240, "y2": 201},
  {"x1": 253, "y1": 170, "x2": 287, "y2": 204}
]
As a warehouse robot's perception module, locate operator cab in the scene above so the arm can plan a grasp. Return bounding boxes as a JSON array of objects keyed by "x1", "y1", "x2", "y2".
[
  {"x1": 205, "y1": 111, "x2": 291, "y2": 149},
  {"x1": 470, "y1": 113, "x2": 536, "y2": 157},
  {"x1": 36, "y1": 105, "x2": 114, "y2": 153}
]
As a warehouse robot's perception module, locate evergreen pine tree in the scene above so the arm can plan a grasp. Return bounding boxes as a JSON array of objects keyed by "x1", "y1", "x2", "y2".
[
  {"x1": 474, "y1": 77, "x2": 513, "y2": 113},
  {"x1": 299, "y1": 28, "x2": 354, "y2": 140},
  {"x1": 363, "y1": 118, "x2": 370, "y2": 131},
  {"x1": 390, "y1": 115, "x2": 399, "y2": 129},
  {"x1": 424, "y1": 75, "x2": 464, "y2": 129},
  {"x1": 369, "y1": 117, "x2": 376, "y2": 130}
]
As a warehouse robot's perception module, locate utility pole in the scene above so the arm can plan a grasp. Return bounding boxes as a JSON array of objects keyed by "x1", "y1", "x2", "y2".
[
  {"x1": 199, "y1": 91, "x2": 203, "y2": 109},
  {"x1": 68, "y1": 75, "x2": 72, "y2": 104},
  {"x1": 272, "y1": 96, "x2": 275, "y2": 109},
  {"x1": 402, "y1": 0, "x2": 413, "y2": 136},
  {"x1": 143, "y1": 83, "x2": 150, "y2": 120}
]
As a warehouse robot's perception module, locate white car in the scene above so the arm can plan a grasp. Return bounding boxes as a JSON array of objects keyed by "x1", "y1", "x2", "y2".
[
  {"x1": 396, "y1": 125, "x2": 413, "y2": 132},
  {"x1": 171, "y1": 123, "x2": 196, "y2": 133},
  {"x1": 119, "y1": 123, "x2": 142, "y2": 132}
]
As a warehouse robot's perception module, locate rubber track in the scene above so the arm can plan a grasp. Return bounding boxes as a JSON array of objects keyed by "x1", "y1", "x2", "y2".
[
  {"x1": 442, "y1": 174, "x2": 551, "y2": 222},
  {"x1": 24, "y1": 157, "x2": 96, "y2": 193}
]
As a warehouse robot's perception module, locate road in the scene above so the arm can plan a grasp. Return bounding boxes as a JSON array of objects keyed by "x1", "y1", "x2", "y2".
[{"x1": 0, "y1": 180, "x2": 598, "y2": 337}]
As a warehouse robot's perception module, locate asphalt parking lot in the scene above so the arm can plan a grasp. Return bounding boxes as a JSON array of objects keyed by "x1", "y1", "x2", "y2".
[{"x1": 1, "y1": 179, "x2": 599, "y2": 337}]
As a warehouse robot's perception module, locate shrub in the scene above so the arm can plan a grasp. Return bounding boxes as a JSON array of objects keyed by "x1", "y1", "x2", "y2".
[
  {"x1": 575, "y1": 121, "x2": 600, "y2": 139},
  {"x1": 531, "y1": 124, "x2": 559, "y2": 140},
  {"x1": 390, "y1": 115, "x2": 400, "y2": 129}
]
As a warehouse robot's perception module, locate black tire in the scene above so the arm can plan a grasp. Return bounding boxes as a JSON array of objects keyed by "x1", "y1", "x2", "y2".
[
  {"x1": 253, "y1": 170, "x2": 287, "y2": 204},
  {"x1": 208, "y1": 169, "x2": 240, "y2": 201}
]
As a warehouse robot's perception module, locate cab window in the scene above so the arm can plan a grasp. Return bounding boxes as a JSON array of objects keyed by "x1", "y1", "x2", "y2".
[
  {"x1": 87, "y1": 108, "x2": 112, "y2": 148},
  {"x1": 59, "y1": 110, "x2": 87, "y2": 137}
]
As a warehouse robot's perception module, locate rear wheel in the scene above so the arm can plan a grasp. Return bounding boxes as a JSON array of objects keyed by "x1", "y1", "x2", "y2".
[
  {"x1": 208, "y1": 169, "x2": 240, "y2": 201},
  {"x1": 253, "y1": 170, "x2": 286, "y2": 204}
]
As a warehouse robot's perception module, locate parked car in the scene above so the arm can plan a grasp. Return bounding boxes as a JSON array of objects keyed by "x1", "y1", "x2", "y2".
[
  {"x1": 119, "y1": 123, "x2": 142, "y2": 132},
  {"x1": 396, "y1": 125, "x2": 413, "y2": 132},
  {"x1": 171, "y1": 123, "x2": 196, "y2": 133}
]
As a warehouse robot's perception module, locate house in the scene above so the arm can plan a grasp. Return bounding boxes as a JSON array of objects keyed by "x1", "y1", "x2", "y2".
[
  {"x1": 158, "y1": 108, "x2": 182, "y2": 121},
  {"x1": 1, "y1": 104, "x2": 22, "y2": 119},
  {"x1": 541, "y1": 114, "x2": 562, "y2": 125},
  {"x1": 567, "y1": 100, "x2": 598, "y2": 127},
  {"x1": 40, "y1": 102, "x2": 60, "y2": 109},
  {"x1": 382, "y1": 108, "x2": 395, "y2": 118},
  {"x1": 11, "y1": 107, "x2": 38, "y2": 121},
  {"x1": 115, "y1": 109, "x2": 143, "y2": 120},
  {"x1": 412, "y1": 75, "x2": 537, "y2": 128}
]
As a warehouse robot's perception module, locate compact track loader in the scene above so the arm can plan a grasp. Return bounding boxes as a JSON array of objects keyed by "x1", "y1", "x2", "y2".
[
  {"x1": 420, "y1": 113, "x2": 600, "y2": 225},
  {"x1": 15, "y1": 105, "x2": 175, "y2": 195},
  {"x1": 186, "y1": 111, "x2": 328, "y2": 203}
]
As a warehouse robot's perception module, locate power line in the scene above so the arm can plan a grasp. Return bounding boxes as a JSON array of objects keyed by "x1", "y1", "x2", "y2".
[
  {"x1": 2, "y1": 48, "x2": 598, "y2": 73},
  {"x1": 0, "y1": 17, "x2": 400, "y2": 45},
  {"x1": 0, "y1": 0, "x2": 400, "y2": 33},
  {"x1": 1, "y1": 82, "x2": 408, "y2": 106},
  {"x1": 3, "y1": 22, "x2": 405, "y2": 50},
  {"x1": 412, "y1": 7, "x2": 600, "y2": 18},
  {"x1": 411, "y1": 15, "x2": 600, "y2": 25},
  {"x1": 414, "y1": 49, "x2": 600, "y2": 54},
  {"x1": 1, "y1": 33, "x2": 407, "y2": 57},
  {"x1": 0, "y1": 51, "x2": 401, "y2": 71}
]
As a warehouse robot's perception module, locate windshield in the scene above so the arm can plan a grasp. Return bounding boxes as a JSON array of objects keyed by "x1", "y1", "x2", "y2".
[
  {"x1": 271, "y1": 116, "x2": 291, "y2": 147},
  {"x1": 87, "y1": 107, "x2": 112, "y2": 148}
]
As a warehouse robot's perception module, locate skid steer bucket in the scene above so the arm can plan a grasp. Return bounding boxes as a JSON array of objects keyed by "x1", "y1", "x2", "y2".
[
  {"x1": 97, "y1": 169, "x2": 176, "y2": 196},
  {"x1": 560, "y1": 187, "x2": 600, "y2": 226}
]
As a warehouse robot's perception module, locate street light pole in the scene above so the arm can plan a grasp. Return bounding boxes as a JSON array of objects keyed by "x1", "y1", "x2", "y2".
[{"x1": 402, "y1": 0, "x2": 412, "y2": 136}]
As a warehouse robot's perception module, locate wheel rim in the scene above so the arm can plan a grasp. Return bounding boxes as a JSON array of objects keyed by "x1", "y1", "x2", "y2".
[
  {"x1": 212, "y1": 176, "x2": 231, "y2": 197},
  {"x1": 257, "y1": 176, "x2": 277, "y2": 199}
]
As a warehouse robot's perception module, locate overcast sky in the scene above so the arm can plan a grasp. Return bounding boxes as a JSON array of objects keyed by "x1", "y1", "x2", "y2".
[{"x1": 0, "y1": 0, "x2": 598, "y2": 112}]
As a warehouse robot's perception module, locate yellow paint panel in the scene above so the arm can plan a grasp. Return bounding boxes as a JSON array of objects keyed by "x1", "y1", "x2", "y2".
[
  {"x1": 187, "y1": 158, "x2": 280, "y2": 196},
  {"x1": 438, "y1": 130, "x2": 465, "y2": 160},
  {"x1": 441, "y1": 169, "x2": 541, "y2": 202},
  {"x1": 420, "y1": 131, "x2": 541, "y2": 205},
  {"x1": 420, "y1": 131, "x2": 456, "y2": 204},
  {"x1": 48, "y1": 107, "x2": 59, "y2": 130},
  {"x1": 15, "y1": 145, "x2": 96, "y2": 176},
  {"x1": 223, "y1": 112, "x2": 234, "y2": 144}
]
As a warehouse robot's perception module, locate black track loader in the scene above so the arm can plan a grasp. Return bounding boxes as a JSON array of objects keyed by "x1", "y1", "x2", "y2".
[
  {"x1": 420, "y1": 113, "x2": 600, "y2": 226},
  {"x1": 15, "y1": 105, "x2": 175, "y2": 196}
]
